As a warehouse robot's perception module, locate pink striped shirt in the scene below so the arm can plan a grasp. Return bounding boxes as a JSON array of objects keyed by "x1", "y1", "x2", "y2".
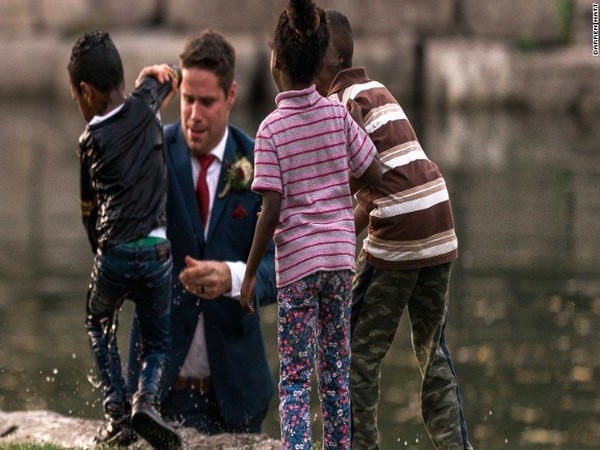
[{"x1": 253, "y1": 85, "x2": 377, "y2": 287}]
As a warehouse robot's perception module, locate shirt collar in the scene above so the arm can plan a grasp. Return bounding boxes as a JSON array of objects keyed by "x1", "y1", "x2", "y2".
[
  {"x1": 190, "y1": 127, "x2": 228, "y2": 176},
  {"x1": 327, "y1": 67, "x2": 370, "y2": 96},
  {"x1": 89, "y1": 102, "x2": 125, "y2": 125},
  {"x1": 191, "y1": 126, "x2": 228, "y2": 162},
  {"x1": 211, "y1": 126, "x2": 228, "y2": 162},
  {"x1": 275, "y1": 84, "x2": 322, "y2": 109}
]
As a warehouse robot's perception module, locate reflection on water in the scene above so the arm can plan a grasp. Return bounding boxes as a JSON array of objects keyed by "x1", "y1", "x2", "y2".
[{"x1": 1, "y1": 100, "x2": 599, "y2": 449}]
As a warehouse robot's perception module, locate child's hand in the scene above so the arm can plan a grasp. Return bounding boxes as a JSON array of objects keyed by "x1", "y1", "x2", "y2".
[
  {"x1": 135, "y1": 64, "x2": 179, "y2": 108},
  {"x1": 346, "y1": 99, "x2": 365, "y2": 129},
  {"x1": 240, "y1": 274, "x2": 257, "y2": 315},
  {"x1": 135, "y1": 64, "x2": 173, "y2": 86}
]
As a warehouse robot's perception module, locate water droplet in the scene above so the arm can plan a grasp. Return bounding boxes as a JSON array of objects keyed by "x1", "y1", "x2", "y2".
[{"x1": 86, "y1": 373, "x2": 101, "y2": 389}]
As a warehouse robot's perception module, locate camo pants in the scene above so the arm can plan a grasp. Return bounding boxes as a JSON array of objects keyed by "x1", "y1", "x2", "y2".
[{"x1": 350, "y1": 257, "x2": 473, "y2": 450}]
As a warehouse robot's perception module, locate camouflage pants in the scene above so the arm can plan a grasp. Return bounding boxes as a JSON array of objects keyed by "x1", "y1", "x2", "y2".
[{"x1": 350, "y1": 257, "x2": 473, "y2": 450}]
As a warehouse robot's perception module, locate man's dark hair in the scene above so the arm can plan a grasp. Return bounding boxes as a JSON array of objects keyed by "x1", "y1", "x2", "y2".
[
  {"x1": 272, "y1": 0, "x2": 329, "y2": 85},
  {"x1": 68, "y1": 30, "x2": 124, "y2": 95},
  {"x1": 180, "y1": 30, "x2": 236, "y2": 94},
  {"x1": 326, "y1": 9, "x2": 354, "y2": 69}
]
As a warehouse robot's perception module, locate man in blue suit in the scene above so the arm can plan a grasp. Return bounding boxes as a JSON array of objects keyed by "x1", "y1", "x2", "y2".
[{"x1": 127, "y1": 30, "x2": 276, "y2": 434}]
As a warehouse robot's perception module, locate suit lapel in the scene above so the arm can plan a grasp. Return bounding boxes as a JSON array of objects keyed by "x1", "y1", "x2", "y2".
[
  {"x1": 167, "y1": 126, "x2": 206, "y2": 249},
  {"x1": 207, "y1": 130, "x2": 236, "y2": 242}
]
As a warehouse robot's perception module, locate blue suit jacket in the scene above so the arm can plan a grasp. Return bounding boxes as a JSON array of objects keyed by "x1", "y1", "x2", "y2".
[{"x1": 128, "y1": 122, "x2": 276, "y2": 429}]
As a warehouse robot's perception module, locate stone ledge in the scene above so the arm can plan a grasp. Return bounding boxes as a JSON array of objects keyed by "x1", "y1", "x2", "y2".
[
  {"x1": 0, "y1": 31, "x2": 598, "y2": 115},
  {"x1": 424, "y1": 38, "x2": 600, "y2": 113},
  {"x1": 0, "y1": 409, "x2": 281, "y2": 450},
  {"x1": 0, "y1": 30, "x2": 274, "y2": 108}
]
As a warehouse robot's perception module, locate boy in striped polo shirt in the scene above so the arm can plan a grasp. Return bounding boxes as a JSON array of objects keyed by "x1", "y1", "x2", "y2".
[{"x1": 314, "y1": 10, "x2": 474, "y2": 450}]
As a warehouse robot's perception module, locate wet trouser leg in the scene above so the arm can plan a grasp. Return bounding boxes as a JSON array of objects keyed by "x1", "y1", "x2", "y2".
[
  {"x1": 350, "y1": 256, "x2": 411, "y2": 450},
  {"x1": 87, "y1": 242, "x2": 172, "y2": 412},
  {"x1": 130, "y1": 242, "x2": 172, "y2": 404},
  {"x1": 86, "y1": 255, "x2": 129, "y2": 411},
  {"x1": 409, "y1": 263, "x2": 472, "y2": 449},
  {"x1": 351, "y1": 257, "x2": 472, "y2": 450}
]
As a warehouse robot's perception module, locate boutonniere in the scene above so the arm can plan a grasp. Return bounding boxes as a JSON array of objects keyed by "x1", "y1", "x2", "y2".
[{"x1": 218, "y1": 155, "x2": 254, "y2": 198}]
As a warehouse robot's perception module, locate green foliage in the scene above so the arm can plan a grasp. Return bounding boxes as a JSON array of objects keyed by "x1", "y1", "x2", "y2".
[
  {"x1": 516, "y1": 35, "x2": 537, "y2": 54},
  {"x1": 556, "y1": 0, "x2": 574, "y2": 45},
  {"x1": 517, "y1": 0, "x2": 574, "y2": 53}
]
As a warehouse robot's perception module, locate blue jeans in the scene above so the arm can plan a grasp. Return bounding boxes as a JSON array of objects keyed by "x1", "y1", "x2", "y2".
[{"x1": 86, "y1": 240, "x2": 172, "y2": 411}]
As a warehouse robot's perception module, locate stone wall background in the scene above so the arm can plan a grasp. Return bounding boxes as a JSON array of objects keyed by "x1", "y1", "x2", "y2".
[{"x1": 0, "y1": 0, "x2": 599, "y2": 114}]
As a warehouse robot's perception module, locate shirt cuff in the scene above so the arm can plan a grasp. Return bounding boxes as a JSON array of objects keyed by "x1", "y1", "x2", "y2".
[{"x1": 225, "y1": 261, "x2": 246, "y2": 300}]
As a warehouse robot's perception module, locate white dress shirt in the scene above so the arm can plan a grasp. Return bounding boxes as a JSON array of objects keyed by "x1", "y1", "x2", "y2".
[{"x1": 178, "y1": 128, "x2": 246, "y2": 379}]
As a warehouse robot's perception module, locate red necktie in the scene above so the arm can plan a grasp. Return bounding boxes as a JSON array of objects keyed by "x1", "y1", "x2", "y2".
[{"x1": 196, "y1": 154, "x2": 215, "y2": 230}]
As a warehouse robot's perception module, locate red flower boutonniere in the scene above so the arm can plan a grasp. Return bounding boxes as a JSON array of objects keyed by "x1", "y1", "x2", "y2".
[
  {"x1": 218, "y1": 156, "x2": 253, "y2": 198},
  {"x1": 232, "y1": 204, "x2": 248, "y2": 218}
]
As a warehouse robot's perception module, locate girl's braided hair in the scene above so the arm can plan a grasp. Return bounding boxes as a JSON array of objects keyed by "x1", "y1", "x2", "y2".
[{"x1": 272, "y1": 0, "x2": 329, "y2": 85}]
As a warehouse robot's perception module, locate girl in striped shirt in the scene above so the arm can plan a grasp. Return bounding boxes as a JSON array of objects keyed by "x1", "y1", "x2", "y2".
[{"x1": 240, "y1": 1, "x2": 382, "y2": 449}]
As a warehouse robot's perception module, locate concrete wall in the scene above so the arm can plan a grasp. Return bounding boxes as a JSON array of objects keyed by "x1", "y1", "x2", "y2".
[
  {"x1": 0, "y1": 0, "x2": 599, "y2": 113},
  {"x1": 2, "y1": 0, "x2": 586, "y2": 43}
]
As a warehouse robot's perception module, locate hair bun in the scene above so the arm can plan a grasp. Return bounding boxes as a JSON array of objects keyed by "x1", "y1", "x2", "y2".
[{"x1": 286, "y1": 0, "x2": 320, "y2": 38}]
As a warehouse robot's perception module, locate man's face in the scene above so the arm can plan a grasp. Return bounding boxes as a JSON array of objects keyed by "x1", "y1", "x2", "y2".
[{"x1": 180, "y1": 67, "x2": 236, "y2": 157}]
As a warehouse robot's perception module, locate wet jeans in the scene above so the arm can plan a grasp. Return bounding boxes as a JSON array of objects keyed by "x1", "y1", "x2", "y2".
[{"x1": 86, "y1": 240, "x2": 172, "y2": 411}]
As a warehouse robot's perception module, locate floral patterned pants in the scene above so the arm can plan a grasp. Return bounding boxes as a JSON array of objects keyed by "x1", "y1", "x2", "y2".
[{"x1": 277, "y1": 270, "x2": 353, "y2": 450}]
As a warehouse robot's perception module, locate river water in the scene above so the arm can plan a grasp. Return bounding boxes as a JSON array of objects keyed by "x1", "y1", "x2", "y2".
[{"x1": 0, "y1": 99, "x2": 599, "y2": 449}]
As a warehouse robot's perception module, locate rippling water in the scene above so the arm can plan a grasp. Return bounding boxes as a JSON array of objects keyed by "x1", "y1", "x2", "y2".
[{"x1": 1, "y1": 100, "x2": 599, "y2": 448}]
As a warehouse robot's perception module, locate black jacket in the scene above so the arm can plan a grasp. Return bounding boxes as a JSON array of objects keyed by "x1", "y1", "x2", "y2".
[{"x1": 78, "y1": 75, "x2": 176, "y2": 252}]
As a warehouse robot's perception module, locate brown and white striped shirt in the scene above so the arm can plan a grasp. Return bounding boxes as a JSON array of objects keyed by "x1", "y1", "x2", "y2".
[{"x1": 328, "y1": 68, "x2": 458, "y2": 270}]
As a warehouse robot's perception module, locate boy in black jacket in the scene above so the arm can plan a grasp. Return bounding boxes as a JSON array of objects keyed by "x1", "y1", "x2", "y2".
[{"x1": 68, "y1": 30, "x2": 181, "y2": 449}]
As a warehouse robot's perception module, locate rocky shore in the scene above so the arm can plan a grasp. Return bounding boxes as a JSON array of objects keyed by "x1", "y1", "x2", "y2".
[{"x1": 0, "y1": 409, "x2": 281, "y2": 449}]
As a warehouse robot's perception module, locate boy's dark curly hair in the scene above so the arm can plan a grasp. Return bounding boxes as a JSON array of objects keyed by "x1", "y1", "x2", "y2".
[
  {"x1": 180, "y1": 30, "x2": 236, "y2": 95},
  {"x1": 272, "y1": 0, "x2": 329, "y2": 85},
  {"x1": 68, "y1": 30, "x2": 124, "y2": 95}
]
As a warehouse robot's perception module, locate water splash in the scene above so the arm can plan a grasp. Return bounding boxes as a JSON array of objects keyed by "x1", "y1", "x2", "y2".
[{"x1": 86, "y1": 372, "x2": 101, "y2": 389}]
